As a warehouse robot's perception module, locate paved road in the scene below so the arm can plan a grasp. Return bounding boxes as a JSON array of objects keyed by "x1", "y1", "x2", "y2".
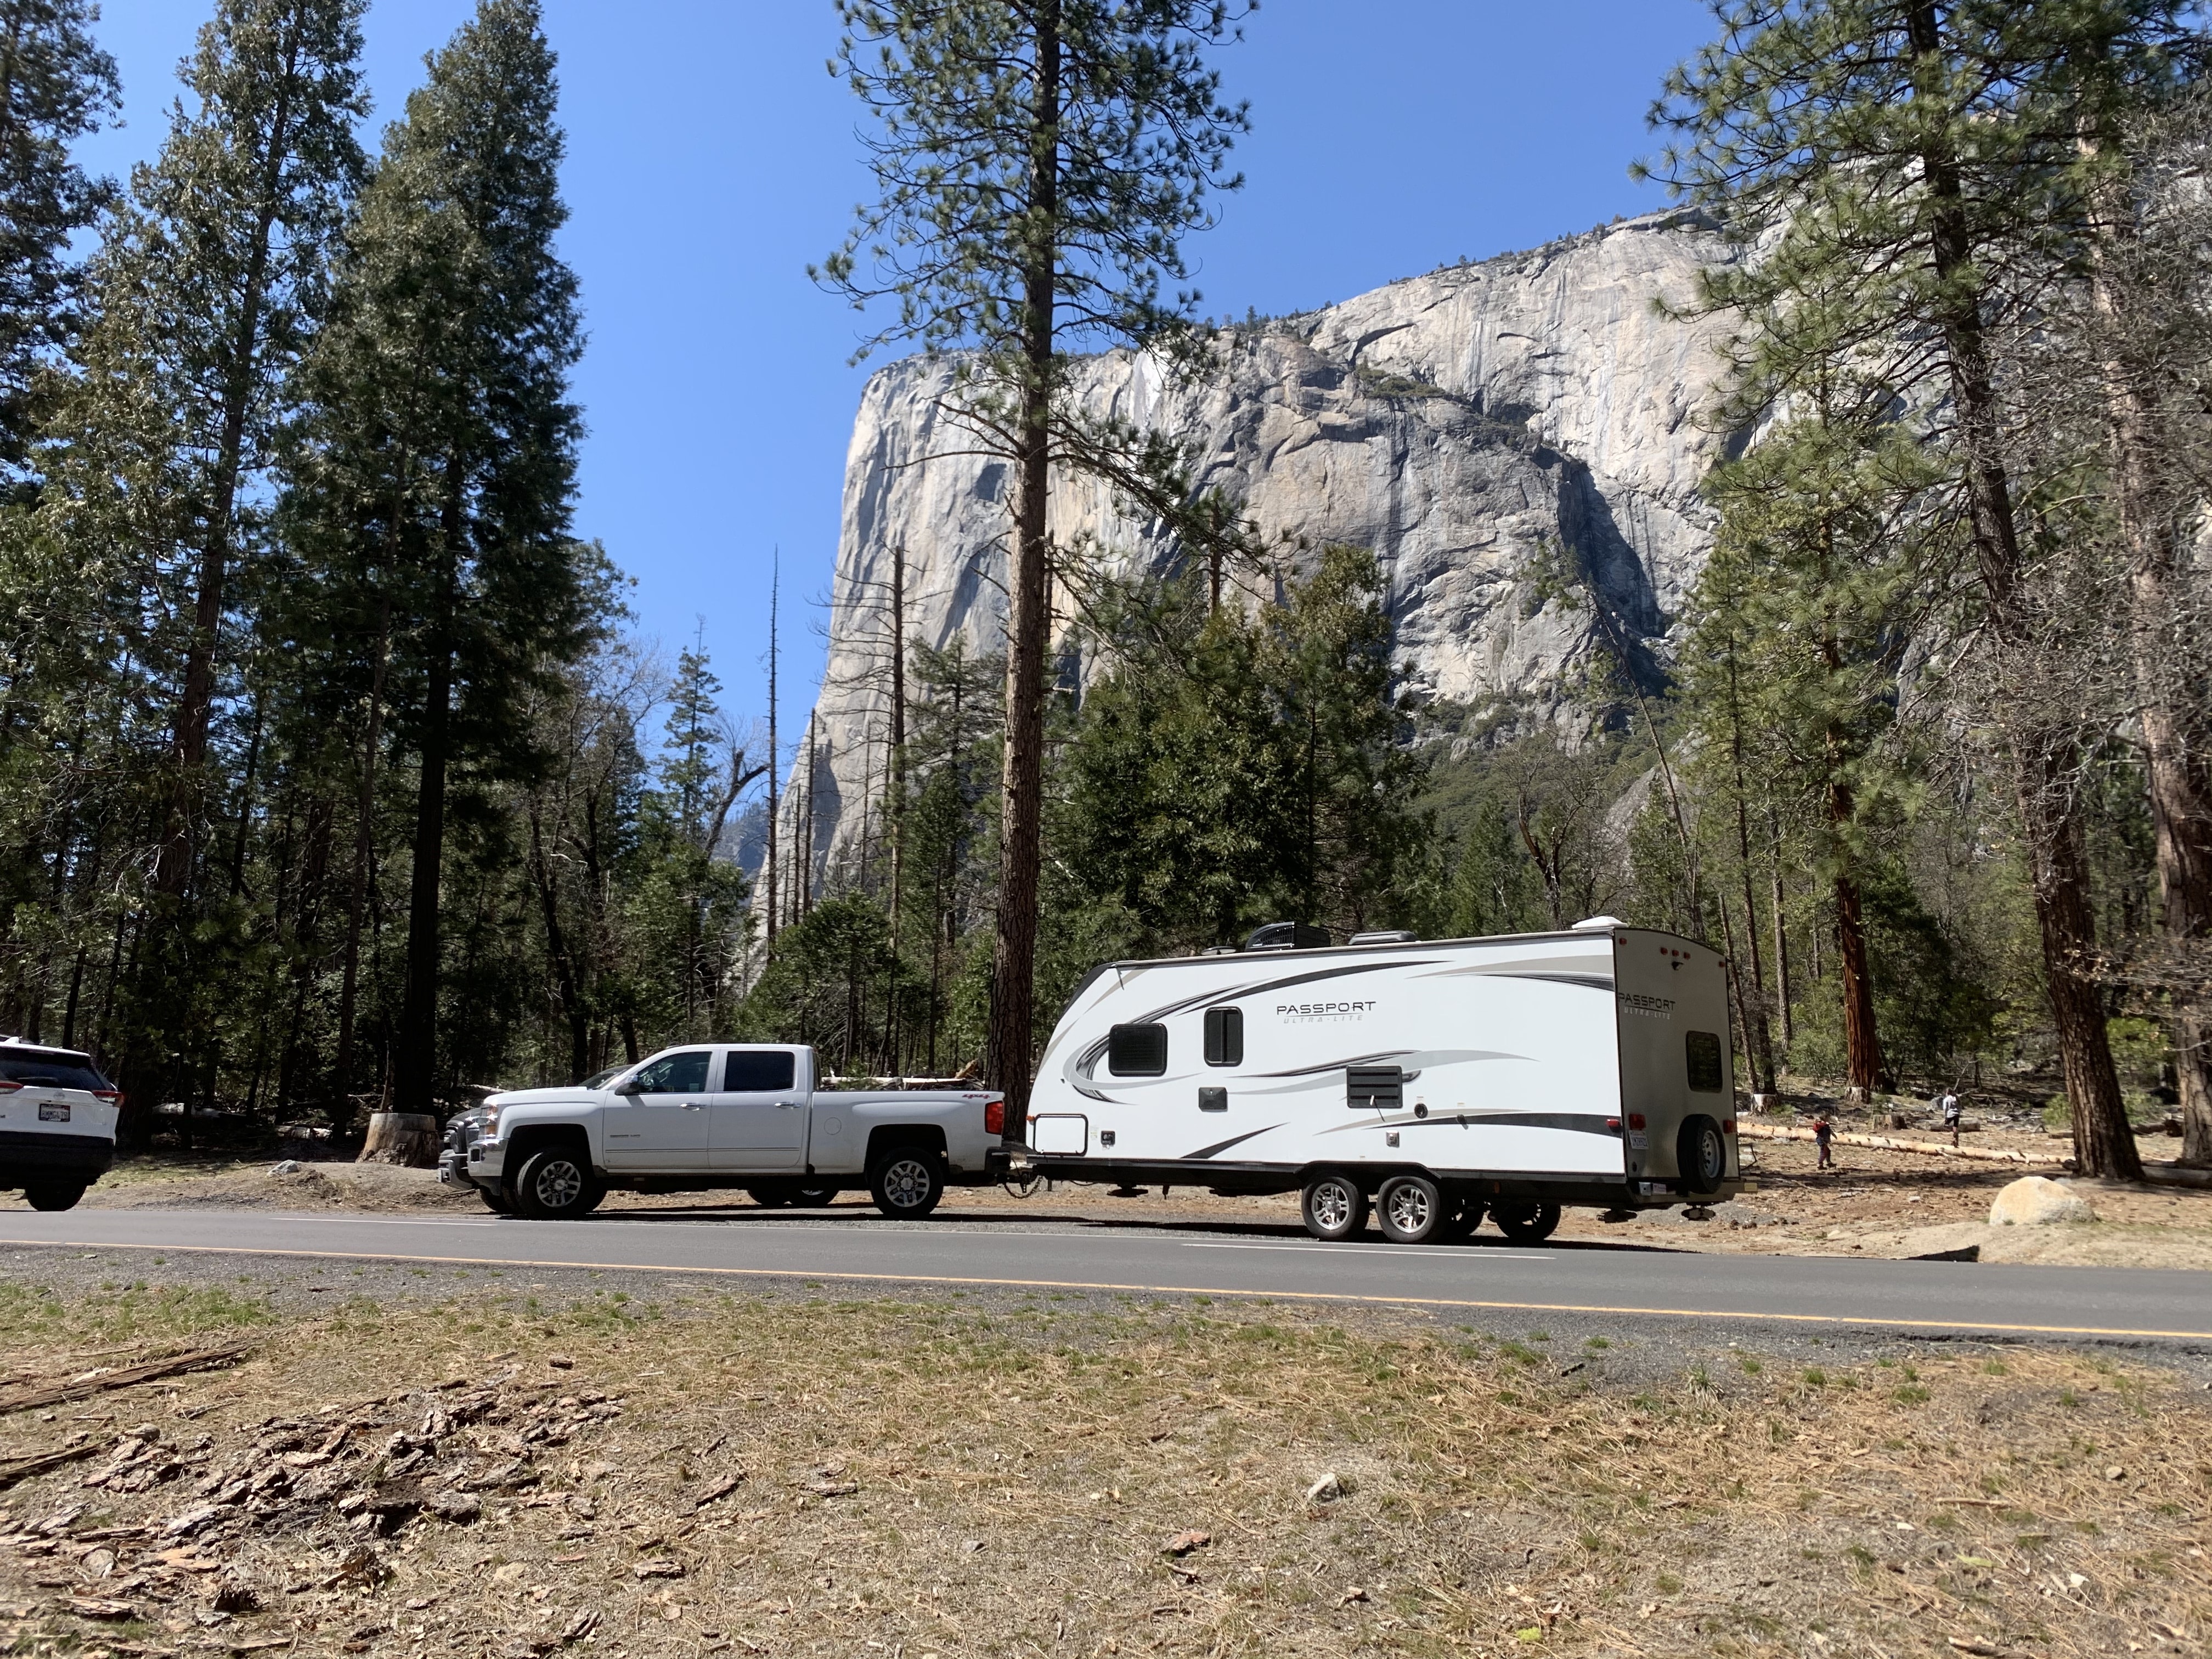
[{"x1": 1, "y1": 1205, "x2": 2207, "y2": 1341}]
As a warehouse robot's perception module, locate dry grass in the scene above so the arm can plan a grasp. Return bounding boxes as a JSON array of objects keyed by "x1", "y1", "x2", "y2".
[{"x1": 0, "y1": 1279, "x2": 2207, "y2": 1658}]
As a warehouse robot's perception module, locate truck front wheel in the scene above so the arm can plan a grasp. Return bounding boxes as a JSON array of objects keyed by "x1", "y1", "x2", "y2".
[
  {"x1": 514, "y1": 1148, "x2": 603, "y2": 1220},
  {"x1": 869, "y1": 1152, "x2": 943, "y2": 1219}
]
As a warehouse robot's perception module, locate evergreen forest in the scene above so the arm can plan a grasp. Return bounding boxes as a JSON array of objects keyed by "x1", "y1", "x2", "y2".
[{"x1": 0, "y1": 0, "x2": 2207, "y2": 1187}]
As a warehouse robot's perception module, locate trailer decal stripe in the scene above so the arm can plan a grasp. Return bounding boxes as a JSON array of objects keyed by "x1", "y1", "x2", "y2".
[{"x1": 1180, "y1": 1125, "x2": 1283, "y2": 1160}]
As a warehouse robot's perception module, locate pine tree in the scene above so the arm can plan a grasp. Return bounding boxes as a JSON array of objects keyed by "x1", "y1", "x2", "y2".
[
  {"x1": 817, "y1": 0, "x2": 1251, "y2": 1130},
  {"x1": 40, "y1": 0, "x2": 366, "y2": 1136},
  {"x1": 1646, "y1": 0, "x2": 2200, "y2": 1177},
  {"x1": 0, "y1": 0, "x2": 119, "y2": 471},
  {"x1": 281, "y1": 0, "x2": 591, "y2": 1114}
]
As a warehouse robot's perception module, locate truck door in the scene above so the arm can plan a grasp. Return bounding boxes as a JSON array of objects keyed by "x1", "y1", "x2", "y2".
[
  {"x1": 709, "y1": 1047, "x2": 806, "y2": 1170},
  {"x1": 601, "y1": 1048, "x2": 714, "y2": 1170}
]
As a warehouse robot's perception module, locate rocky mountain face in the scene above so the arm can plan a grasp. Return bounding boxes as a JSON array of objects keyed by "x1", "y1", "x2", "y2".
[{"x1": 776, "y1": 208, "x2": 1739, "y2": 884}]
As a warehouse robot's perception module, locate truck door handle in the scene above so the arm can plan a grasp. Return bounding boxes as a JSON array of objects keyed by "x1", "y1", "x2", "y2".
[
  {"x1": 680, "y1": 1102, "x2": 706, "y2": 1111},
  {"x1": 777, "y1": 1101, "x2": 800, "y2": 1109}
]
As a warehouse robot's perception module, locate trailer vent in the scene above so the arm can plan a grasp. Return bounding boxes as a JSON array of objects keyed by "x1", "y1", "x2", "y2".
[
  {"x1": 1346, "y1": 1065, "x2": 1403, "y2": 1112},
  {"x1": 1347, "y1": 930, "x2": 1417, "y2": 945}
]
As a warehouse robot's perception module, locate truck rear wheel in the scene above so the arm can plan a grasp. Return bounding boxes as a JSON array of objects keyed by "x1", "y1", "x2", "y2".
[
  {"x1": 24, "y1": 1180, "x2": 84, "y2": 1212},
  {"x1": 1376, "y1": 1174, "x2": 1446, "y2": 1244},
  {"x1": 514, "y1": 1148, "x2": 602, "y2": 1220},
  {"x1": 869, "y1": 1152, "x2": 943, "y2": 1219},
  {"x1": 1678, "y1": 1115, "x2": 1728, "y2": 1197},
  {"x1": 1490, "y1": 1200, "x2": 1559, "y2": 1244},
  {"x1": 1301, "y1": 1172, "x2": 1368, "y2": 1242}
]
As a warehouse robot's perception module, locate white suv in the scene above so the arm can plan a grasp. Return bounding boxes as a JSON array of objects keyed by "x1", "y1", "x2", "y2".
[{"x1": 0, "y1": 1040, "x2": 120, "y2": 1210}]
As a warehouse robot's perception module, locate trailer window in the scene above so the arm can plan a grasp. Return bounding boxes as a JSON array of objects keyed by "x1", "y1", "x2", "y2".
[
  {"x1": 1107, "y1": 1023, "x2": 1168, "y2": 1076},
  {"x1": 1685, "y1": 1030, "x2": 1724, "y2": 1092},
  {"x1": 1203, "y1": 1007, "x2": 1243, "y2": 1066},
  {"x1": 723, "y1": 1049, "x2": 795, "y2": 1092}
]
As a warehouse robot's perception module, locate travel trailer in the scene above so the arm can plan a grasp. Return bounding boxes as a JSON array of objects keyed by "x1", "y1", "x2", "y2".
[{"x1": 1025, "y1": 919, "x2": 1743, "y2": 1243}]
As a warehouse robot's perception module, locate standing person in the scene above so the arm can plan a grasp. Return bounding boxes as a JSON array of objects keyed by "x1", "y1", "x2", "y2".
[
  {"x1": 1940, "y1": 1086, "x2": 1962, "y2": 1148},
  {"x1": 1812, "y1": 1113, "x2": 1836, "y2": 1170}
]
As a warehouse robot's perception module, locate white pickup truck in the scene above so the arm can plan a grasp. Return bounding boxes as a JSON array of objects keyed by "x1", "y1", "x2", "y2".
[{"x1": 455, "y1": 1043, "x2": 1009, "y2": 1220}]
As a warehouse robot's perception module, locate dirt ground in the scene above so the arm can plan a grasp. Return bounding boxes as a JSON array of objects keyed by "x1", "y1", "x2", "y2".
[
  {"x1": 42, "y1": 1115, "x2": 2212, "y2": 1272},
  {"x1": 0, "y1": 1271, "x2": 2207, "y2": 1659}
]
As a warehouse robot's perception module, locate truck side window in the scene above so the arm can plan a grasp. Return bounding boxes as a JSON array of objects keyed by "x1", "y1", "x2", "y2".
[
  {"x1": 1107, "y1": 1022, "x2": 1167, "y2": 1076},
  {"x1": 1685, "y1": 1030, "x2": 1724, "y2": 1092},
  {"x1": 1203, "y1": 1007, "x2": 1243, "y2": 1066},
  {"x1": 724, "y1": 1049, "x2": 795, "y2": 1092},
  {"x1": 632, "y1": 1050, "x2": 711, "y2": 1094}
]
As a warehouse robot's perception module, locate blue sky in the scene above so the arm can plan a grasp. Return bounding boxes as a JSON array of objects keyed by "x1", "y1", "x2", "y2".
[{"x1": 80, "y1": 0, "x2": 1716, "y2": 730}]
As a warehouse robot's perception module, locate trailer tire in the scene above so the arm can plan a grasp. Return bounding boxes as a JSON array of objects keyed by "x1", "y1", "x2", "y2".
[
  {"x1": 24, "y1": 1180, "x2": 84, "y2": 1212},
  {"x1": 1678, "y1": 1115, "x2": 1728, "y2": 1196},
  {"x1": 1301, "y1": 1172, "x2": 1369, "y2": 1242},
  {"x1": 513, "y1": 1148, "x2": 602, "y2": 1220},
  {"x1": 1490, "y1": 1200, "x2": 1559, "y2": 1244},
  {"x1": 870, "y1": 1151, "x2": 944, "y2": 1219},
  {"x1": 1376, "y1": 1174, "x2": 1447, "y2": 1244}
]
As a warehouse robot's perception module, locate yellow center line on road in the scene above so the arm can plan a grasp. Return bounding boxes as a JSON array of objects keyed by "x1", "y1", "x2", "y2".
[{"x1": 3, "y1": 1232, "x2": 2210, "y2": 1341}]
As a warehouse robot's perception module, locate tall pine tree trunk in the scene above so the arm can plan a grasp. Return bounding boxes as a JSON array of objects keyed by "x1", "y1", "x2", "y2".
[
  {"x1": 985, "y1": 3, "x2": 1059, "y2": 1136},
  {"x1": 2089, "y1": 203, "x2": 2212, "y2": 1163},
  {"x1": 395, "y1": 507, "x2": 458, "y2": 1116},
  {"x1": 1906, "y1": 1, "x2": 2134, "y2": 1177},
  {"x1": 1827, "y1": 770, "x2": 1884, "y2": 1101}
]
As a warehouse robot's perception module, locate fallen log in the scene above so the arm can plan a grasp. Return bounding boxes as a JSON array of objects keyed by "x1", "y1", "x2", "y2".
[
  {"x1": 1737, "y1": 1122, "x2": 2067, "y2": 1166},
  {"x1": 0, "y1": 1344, "x2": 250, "y2": 1418},
  {"x1": 0, "y1": 1439, "x2": 103, "y2": 1490}
]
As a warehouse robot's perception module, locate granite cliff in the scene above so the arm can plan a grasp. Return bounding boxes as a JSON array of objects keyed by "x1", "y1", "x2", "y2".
[{"x1": 777, "y1": 208, "x2": 1739, "y2": 883}]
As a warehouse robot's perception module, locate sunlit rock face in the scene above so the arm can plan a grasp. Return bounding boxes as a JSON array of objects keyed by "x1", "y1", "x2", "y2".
[{"x1": 776, "y1": 208, "x2": 1738, "y2": 882}]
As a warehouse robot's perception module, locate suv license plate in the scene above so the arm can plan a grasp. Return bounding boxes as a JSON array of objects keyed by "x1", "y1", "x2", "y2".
[{"x1": 39, "y1": 1103, "x2": 69, "y2": 1122}]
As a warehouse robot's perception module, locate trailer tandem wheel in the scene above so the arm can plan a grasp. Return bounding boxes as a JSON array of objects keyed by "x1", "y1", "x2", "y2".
[
  {"x1": 1376, "y1": 1174, "x2": 1447, "y2": 1244},
  {"x1": 1301, "y1": 1171, "x2": 1369, "y2": 1242}
]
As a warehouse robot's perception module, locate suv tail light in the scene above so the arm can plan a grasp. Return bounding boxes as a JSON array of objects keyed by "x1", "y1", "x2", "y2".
[
  {"x1": 93, "y1": 1089, "x2": 121, "y2": 1103},
  {"x1": 0, "y1": 1081, "x2": 20, "y2": 1094}
]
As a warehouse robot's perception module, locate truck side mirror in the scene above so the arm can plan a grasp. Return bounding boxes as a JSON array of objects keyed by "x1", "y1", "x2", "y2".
[{"x1": 613, "y1": 1079, "x2": 643, "y2": 1098}]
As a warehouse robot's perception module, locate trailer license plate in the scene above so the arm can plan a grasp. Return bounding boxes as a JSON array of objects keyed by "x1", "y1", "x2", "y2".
[{"x1": 38, "y1": 1103, "x2": 68, "y2": 1122}]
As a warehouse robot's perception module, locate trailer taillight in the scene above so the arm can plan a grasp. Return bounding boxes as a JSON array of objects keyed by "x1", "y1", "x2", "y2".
[
  {"x1": 1722, "y1": 1119, "x2": 1736, "y2": 1135},
  {"x1": 1627, "y1": 1113, "x2": 1646, "y2": 1131},
  {"x1": 984, "y1": 1097, "x2": 1006, "y2": 1137}
]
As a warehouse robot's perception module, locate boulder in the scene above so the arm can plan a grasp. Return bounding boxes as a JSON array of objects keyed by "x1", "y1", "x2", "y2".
[{"x1": 1989, "y1": 1176, "x2": 2097, "y2": 1226}]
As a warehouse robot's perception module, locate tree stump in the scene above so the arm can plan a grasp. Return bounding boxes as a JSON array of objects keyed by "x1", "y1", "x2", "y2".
[{"x1": 358, "y1": 1112, "x2": 440, "y2": 1167}]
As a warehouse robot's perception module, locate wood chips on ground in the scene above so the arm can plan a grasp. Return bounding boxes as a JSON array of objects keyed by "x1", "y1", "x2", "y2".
[{"x1": 0, "y1": 1278, "x2": 2205, "y2": 1657}]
